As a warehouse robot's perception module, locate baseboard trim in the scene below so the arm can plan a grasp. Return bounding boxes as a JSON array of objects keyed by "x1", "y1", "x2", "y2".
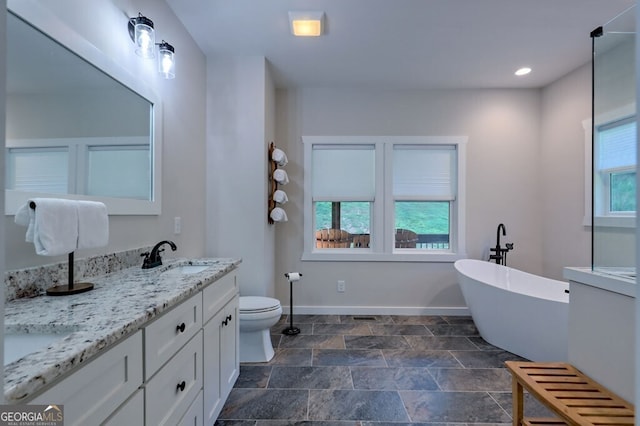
[{"x1": 279, "y1": 305, "x2": 470, "y2": 316}]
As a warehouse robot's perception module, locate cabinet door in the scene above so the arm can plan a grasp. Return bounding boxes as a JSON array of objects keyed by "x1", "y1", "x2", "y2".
[
  {"x1": 102, "y1": 389, "x2": 143, "y2": 426},
  {"x1": 178, "y1": 389, "x2": 203, "y2": 426},
  {"x1": 31, "y1": 331, "x2": 143, "y2": 426},
  {"x1": 220, "y1": 295, "x2": 239, "y2": 399},
  {"x1": 145, "y1": 330, "x2": 203, "y2": 426},
  {"x1": 203, "y1": 308, "x2": 223, "y2": 424}
]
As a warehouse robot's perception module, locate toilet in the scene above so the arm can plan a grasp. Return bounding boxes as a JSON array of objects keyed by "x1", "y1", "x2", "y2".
[{"x1": 238, "y1": 296, "x2": 282, "y2": 362}]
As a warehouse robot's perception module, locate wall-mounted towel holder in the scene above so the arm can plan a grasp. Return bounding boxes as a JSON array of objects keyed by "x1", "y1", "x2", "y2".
[
  {"x1": 268, "y1": 142, "x2": 289, "y2": 224},
  {"x1": 29, "y1": 201, "x2": 95, "y2": 296}
]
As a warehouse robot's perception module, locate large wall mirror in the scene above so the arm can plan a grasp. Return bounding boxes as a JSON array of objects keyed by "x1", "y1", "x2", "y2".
[{"x1": 5, "y1": 1, "x2": 162, "y2": 215}]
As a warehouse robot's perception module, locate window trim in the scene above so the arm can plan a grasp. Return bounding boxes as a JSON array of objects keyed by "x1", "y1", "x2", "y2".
[
  {"x1": 302, "y1": 136, "x2": 467, "y2": 262},
  {"x1": 583, "y1": 103, "x2": 636, "y2": 229}
]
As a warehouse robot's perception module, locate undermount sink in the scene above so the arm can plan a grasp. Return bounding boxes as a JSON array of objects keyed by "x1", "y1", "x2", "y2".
[
  {"x1": 164, "y1": 264, "x2": 211, "y2": 275},
  {"x1": 5, "y1": 327, "x2": 78, "y2": 365}
]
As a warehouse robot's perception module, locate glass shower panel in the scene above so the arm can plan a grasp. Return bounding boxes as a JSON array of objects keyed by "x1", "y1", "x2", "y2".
[{"x1": 592, "y1": 6, "x2": 636, "y2": 279}]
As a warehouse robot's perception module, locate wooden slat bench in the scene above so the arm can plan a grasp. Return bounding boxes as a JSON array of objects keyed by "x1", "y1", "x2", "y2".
[{"x1": 505, "y1": 361, "x2": 634, "y2": 426}]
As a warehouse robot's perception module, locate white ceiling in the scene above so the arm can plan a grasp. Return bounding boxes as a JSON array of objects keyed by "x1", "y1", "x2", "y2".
[{"x1": 167, "y1": 0, "x2": 635, "y2": 90}]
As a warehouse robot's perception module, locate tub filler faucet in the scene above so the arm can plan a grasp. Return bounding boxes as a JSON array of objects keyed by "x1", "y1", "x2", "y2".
[
  {"x1": 141, "y1": 240, "x2": 177, "y2": 269},
  {"x1": 489, "y1": 223, "x2": 513, "y2": 266}
]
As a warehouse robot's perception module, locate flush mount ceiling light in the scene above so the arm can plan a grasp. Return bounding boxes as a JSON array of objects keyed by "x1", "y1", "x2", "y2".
[
  {"x1": 128, "y1": 13, "x2": 155, "y2": 58},
  {"x1": 288, "y1": 11, "x2": 324, "y2": 37},
  {"x1": 515, "y1": 67, "x2": 532, "y2": 76},
  {"x1": 158, "y1": 41, "x2": 176, "y2": 80}
]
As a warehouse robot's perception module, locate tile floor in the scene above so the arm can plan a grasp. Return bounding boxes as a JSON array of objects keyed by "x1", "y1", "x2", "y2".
[{"x1": 216, "y1": 315, "x2": 553, "y2": 425}]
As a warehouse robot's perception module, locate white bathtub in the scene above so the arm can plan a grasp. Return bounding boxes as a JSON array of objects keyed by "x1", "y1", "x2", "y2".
[{"x1": 454, "y1": 259, "x2": 569, "y2": 362}]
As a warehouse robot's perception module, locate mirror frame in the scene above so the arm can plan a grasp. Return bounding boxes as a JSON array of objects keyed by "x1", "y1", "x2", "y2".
[{"x1": 6, "y1": 0, "x2": 162, "y2": 215}]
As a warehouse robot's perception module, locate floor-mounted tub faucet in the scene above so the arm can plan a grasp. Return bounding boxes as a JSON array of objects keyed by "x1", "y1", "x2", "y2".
[
  {"x1": 141, "y1": 240, "x2": 178, "y2": 269},
  {"x1": 489, "y1": 223, "x2": 513, "y2": 265}
]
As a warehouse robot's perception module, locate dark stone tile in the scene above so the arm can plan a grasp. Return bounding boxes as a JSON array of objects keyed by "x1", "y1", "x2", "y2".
[
  {"x1": 215, "y1": 421, "x2": 257, "y2": 426},
  {"x1": 339, "y1": 315, "x2": 394, "y2": 324},
  {"x1": 428, "y1": 323, "x2": 479, "y2": 336},
  {"x1": 351, "y1": 366, "x2": 439, "y2": 390},
  {"x1": 467, "y1": 336, "x2": 501, "y2": 350},
  {"x1": 369, "y1": 324, "x2": 432, "y2": 336},
  {"x1": 269, "y1": 349, "x2": 313, "y2": 366},
  {"x1": 344, "y1": 335, "x2": 411, "y2": 350},
  {"x1": 291, "y1": 315, "x2": 341, "y2": 324},
  {"x1": 490, "y1": 391, "x2": 557, "y2": 418},
  {"x1": 450, "y1": 350, "x2": 525, "y2": 368},
  {"x1": 308, "y1": 389, "x2": 409, "y2": 421},
  {"x1": 258, "y1": 422, "x2": 359, "y2": 426},
  {"x1": 273, "y1": 322, "x2": 313, "y2": 335},
  {"x1": 441, "y1": 315, "x2": 475, "y2": 324},
  {"x1": 429, "y1": 368, "x2": 511, "y2": 391},
  {"x1": 269, "y1": 366, "x2": 353, "y2": 389},
  {"x1": 235, "y1": 365, "x2": 272, "y2": 388},
  {"x1": 383, "y1": 350, "x2": 461, "y2": 368},
  {"x1": 390, "y1": 316, "x2": 448, "y2": 325},
  {"x1": 219, "y1": 389, "x2": 308, "y2": 420},
  {"x1": 405, "y1": 336, "x2": 478, "y2": 351},
  {"x1": 279, "y1": 335, "x2": 345, "y2": 349},
  {"x1": 362, "y1": 423, "x2": 461, "y2": 426},
  {"x1": 313, "y1": 349, "x2": 387, "y2": 366},
  {"x1": 313, "y1": 323, "x2": 371, "y2": 335},
  {"x1": 400, "y1": 390, "x2": 511, "y2": 423}
]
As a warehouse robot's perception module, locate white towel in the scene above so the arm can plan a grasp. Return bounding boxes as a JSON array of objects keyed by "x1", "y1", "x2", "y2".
[
  {"x1": 272, "y1": 148, "x2": 288, "y2": 166},
  {"x1": 21, "y1": 198, "x2": 79, "y2": 256},
  {"x1": 76, "y1": 201, "x2": 109, "y2": 249},
  {"x1": 273, "y1": 189, "x2": 288, "y2": 204},
  {"x1": 273, "y1": 169, "x2": 289, "y2": 185},
  {"x1": 270, "y1": 207, "x2": 288, "y2": 222}
]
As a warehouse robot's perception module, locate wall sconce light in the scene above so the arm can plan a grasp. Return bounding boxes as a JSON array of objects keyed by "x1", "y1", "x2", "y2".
[
  {"x1": 128, "y1": 13, "x2": 155, "y2": 58},
  {"x1": 158, "y1": 41, "x2": 176, "y2": 80},
  {"x1": 288, "y1": 11, "x2": 325, "y2": 37}
]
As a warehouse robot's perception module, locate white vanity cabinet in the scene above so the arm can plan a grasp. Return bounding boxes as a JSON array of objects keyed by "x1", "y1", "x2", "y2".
[
  {"x1": 203, "y1": 272, "x2": 240, "y2": 424},
  {"x1": 30, "y1": 330, "x2": 143, "y2": 426}
]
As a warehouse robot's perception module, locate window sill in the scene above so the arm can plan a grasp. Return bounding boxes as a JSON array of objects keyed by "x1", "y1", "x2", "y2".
[
  {"x1": 301, "y1": 250, "x2": 466, "y2": 262},
  {"x1": 592, "y1": 215, "x2": 635, "y2": 228}
]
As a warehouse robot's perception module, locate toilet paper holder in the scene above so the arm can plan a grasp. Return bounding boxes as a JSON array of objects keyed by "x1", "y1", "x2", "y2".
[{"x1": 283, "y1": 272, "x2": 302, "y2": 335}]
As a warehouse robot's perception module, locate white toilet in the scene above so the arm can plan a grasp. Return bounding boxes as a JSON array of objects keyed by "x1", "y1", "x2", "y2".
[{"x1": 238, "y1": 296, "x2": 282, "y2": 362}]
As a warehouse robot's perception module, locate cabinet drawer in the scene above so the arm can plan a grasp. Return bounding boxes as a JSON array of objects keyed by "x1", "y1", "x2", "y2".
[
  {"x1": 31, "y1": 331, "x2": 143, "y2": 426},
  {"x1": 145, "y1": 293, "x2": 201, "y2": 379},
  {"x1": 203, "y1": 271, "x2": 237, "y2": 325},
  {"x1": 145, "y1": 330, "x2": 203, "y2": 426},
  {"x1": 178, "y1": 389, "x2": 203, "y2": 426},
  {"x1": 102, "y1": 389, "x2": 143, "y2": 425}
]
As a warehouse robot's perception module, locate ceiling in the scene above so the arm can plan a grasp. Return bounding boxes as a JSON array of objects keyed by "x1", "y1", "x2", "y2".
[{"x1": 167, "y1": 0, "x2": 635, "y2": 90}]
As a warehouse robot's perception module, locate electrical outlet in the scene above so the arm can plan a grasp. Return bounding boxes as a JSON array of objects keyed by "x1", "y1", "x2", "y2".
[
  {"x1": 337, "y1": 280, "x2": 346, "y2": 293},
  {"x1": 174, "y1": 217, "x2": 181, "y2": 234}
]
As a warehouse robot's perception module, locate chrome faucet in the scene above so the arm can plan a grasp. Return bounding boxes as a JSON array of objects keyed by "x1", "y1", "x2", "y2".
[
  {"x1": 489, "y1": 223, "x2": 513, "y2": 265},
  {"x1": 141, "y1": 240, "x2": 177, "y2": 269}
]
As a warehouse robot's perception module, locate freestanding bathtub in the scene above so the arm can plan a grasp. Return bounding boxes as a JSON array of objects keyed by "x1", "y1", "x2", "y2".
[{"x1": 454, "y1": 259, "x2": 569, "y2": 362}]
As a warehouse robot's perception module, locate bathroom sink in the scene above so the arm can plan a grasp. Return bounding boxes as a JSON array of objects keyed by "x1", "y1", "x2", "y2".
[
  {"x1": 5, "y1": 329, "x2": 76, "y2": 365},
  {"x1": 163, "y1": 264, "x2": 211, "y2": 275}
]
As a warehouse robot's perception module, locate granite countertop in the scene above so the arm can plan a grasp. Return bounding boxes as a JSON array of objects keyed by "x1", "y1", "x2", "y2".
[{"x1": 3, "y1": 257, "x2": 241, "y2": 403}]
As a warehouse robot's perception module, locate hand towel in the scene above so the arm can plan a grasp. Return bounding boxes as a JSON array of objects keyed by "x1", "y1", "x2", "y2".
[
  {"x1": 76, "y1": 201, "x2": 109, "y2": 249},
  {"x1": 270, "y1": 207, "x2": 288, "y2": 222},
  {"x1": 28, "y1": 198, "x2": 79, "y2": 256},
  {"x1": 273, "y1": 169, "x2": 289, "y2": 185},
  {"x1": 14, "y1": 203, "x2": 35, "y2": 243},
  {"x1": 273, "y1": 189, "x2": 288, "y2": 204},
  {"x1": 272, "y1": 148, "x2": 288, "y2": 166}
]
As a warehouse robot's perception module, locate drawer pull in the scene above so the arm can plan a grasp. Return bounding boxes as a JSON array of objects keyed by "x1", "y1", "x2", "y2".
[
  {"x1": 176, "y1": 322, "x2": 186, "y2": 333},
  {"x1": 227, "y1": 314, "x2": 232, "y2": 322},
  {"x1": 222, "y1": 319, "x2": 228, "y2": 327},
  {"x1": 177, "y1": 380, "x2": 186, "y2": 392}
]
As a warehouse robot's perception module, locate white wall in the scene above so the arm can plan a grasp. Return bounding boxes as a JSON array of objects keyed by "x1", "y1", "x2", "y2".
[
  {"x1": 0, "y1": 0, "x2": 7, "y2": 401},
  {"x1": 274, "y1": 87, "x2": 543, "y2": 313},
  {"x1": 4, "y1": 0, "x2": 208, "y2": 269},
  {"x1": 205, "y1": 56, "x2": 276, "y2": 297}
]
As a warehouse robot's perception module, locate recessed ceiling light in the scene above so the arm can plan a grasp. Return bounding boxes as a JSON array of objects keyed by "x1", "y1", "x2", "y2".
[
  {"x1": 515, "y1": 67, "x2": 532, "y2": 76},
  {"x1": 289, "y1": 11, "x2": 324, "y2": 37}
]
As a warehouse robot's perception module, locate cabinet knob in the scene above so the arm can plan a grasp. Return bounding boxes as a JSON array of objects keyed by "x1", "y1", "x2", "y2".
[
  {"x1": 176, "y1": 322, "x2": 186, "y2": 333},
  {"x1": 176, "y1": 380, "x2": 186, "y2": 392},
  {"x1": 227, "y1": 314, "x2": 232, "y2": 322},
  {"x1": 222, "y1": 319, "x2": 228, "y2": 327}
]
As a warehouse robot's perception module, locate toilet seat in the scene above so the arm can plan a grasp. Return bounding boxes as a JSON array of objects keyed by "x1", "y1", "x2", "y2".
[{"x1": 240, "y1": 296, "x2": 281, "y2": 314}]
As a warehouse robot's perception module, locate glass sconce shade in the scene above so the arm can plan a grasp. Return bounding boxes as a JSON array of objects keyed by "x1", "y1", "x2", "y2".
[
  {"x1": 128, "y1": 14, "x2": 155, "y2": 58},
  {"x1": 158, "y1": 41, "x2": 175, "y2": 79}
]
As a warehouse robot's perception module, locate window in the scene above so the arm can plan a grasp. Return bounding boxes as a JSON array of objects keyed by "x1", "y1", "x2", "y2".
[
  {"x1": 595, "y1": 117, "x2": 636, "y2": 215},
  {"x1": 303, "y1": 136, "x2": 467, "y2": 262}
]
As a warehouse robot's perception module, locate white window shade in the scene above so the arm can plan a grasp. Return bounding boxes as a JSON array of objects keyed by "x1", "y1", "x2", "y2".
[
  {"x1": 393, "y1": 145, "x2": 456, "y2": 200},
  {"x1": 7, "y1": 147, "x2": 68, "y2": 194},
  {"x1": 312, "y1": 145, "x2": 375, "y2": 201},
  {"x1": 597, "y1": 120, "x2": 636, "y2": 171}
]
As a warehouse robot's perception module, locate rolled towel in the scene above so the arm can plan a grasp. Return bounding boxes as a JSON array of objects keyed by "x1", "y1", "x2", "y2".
[
  {"x1": 22, "y1": 198, "x2": 79, "y2": 256},
  {"x1": 14, "y1": 203, "x2": 35, "y2": 243},
  {"x1": 272, "y1": 148, "x2": 288, "y2": 166},
  {"x1": 77, "y1": 201, "x2": 109, "y2": 249},
  {"x1": 273, "y1": 169, "x2": 289, "y2": 185},
  {"x1": 273, "y1": 189, "x2": 288, "y2": 204},
  {"x1": 270, "y1": 207, "x2": 288, "y2": 222}
]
